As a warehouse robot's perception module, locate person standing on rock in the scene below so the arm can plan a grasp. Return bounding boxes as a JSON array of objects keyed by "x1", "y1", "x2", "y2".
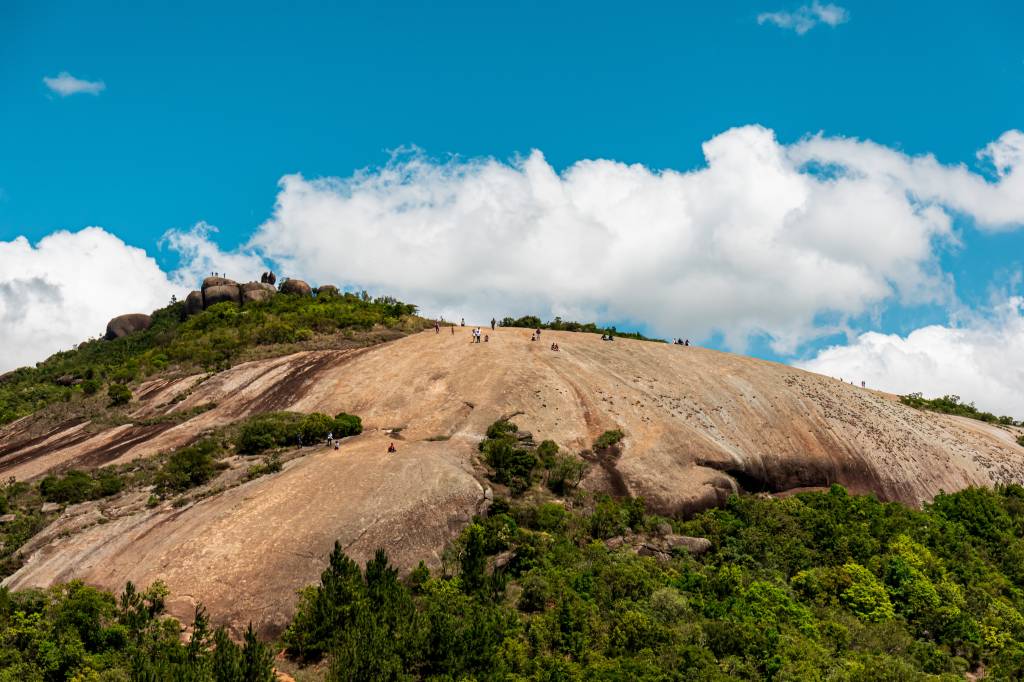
[
  {"x1": 491, "y1": 318, "x2": 496, "y2": 330},
  {"x1": 327, "y1": 431, "x2": 334, "y2": 447},
  {"x1": 434, "y1": 321, "x2": 440, "y2": 334},
  {"x1": 461, "y1": 318, "x2": 465, "y2": 327}
]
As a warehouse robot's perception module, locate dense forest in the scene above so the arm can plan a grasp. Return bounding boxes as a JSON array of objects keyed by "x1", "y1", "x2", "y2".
[{"x1": 6, "y1": 482, "x2": 1024, "y2": 680}]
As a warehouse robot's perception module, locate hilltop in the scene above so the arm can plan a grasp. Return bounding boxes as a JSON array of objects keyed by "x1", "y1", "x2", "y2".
[{"x1": 1, "y1": 296, "x2": 1022, "y2": 636}]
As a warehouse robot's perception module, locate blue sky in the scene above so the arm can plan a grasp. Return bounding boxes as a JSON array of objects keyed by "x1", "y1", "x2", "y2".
[{"x1": 2, "y1": 1, "x2": 1024, "y2": 412}]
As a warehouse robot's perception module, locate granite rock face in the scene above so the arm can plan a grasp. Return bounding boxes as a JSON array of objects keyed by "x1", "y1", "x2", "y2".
[
  {"x1": 104, "y1": 313, "x2": 152, "y2": 340},
  {"x1": 279, "y1": 279, "x2": 312, "y2": 297}
]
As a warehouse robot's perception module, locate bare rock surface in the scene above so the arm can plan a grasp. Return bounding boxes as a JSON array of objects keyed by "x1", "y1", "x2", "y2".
[
  {"x1": 279, "y1": 279, "x2": 312, "y2": 296},
  {"x1": 104, "y1": 313, "x2": 152, "y2": 340},
  {"x1": 202, "y1": 284, "x2": 241, "y2": 308},
  {"x1": 3, "y1": 327, "x2": 1024, "y2": 634},
  {"x1": 183, "y1": 290, "x2": 204, "y2": 317},
  {"x1": 240, "y1": 281, "x2": 277, "y2": 304}
]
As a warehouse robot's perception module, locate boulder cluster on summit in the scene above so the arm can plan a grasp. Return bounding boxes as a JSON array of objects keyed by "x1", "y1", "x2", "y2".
[{"x1": 103, "y1": 273, "x2": 341, "y2": 340}]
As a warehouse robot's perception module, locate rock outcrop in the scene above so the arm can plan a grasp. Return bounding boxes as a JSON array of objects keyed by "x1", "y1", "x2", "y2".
[
  {"x1": 203, "y1": 284, "x2": 242, "y2": 307},
  {"x1": 104, "y1": 313, "x2": 152, "y2": 340},
  {"x1": 180, "y1": 273, "x2": 312, "y2": 319},
  {"x1": 9, "y1": 327, "x2": 1024, "y2": 636},
  {"x1": 240, "y1": 282, "x2": 276, "y2": 305},
  {"x1": 316, "y1": 284, "x2": 340, "y2": 298},
  {"x1": 184, "y1": 290, "x2": 204, "y2": 318},
  {"x1": 279, "y1": 279, "x2": 312, "y2": 297}
]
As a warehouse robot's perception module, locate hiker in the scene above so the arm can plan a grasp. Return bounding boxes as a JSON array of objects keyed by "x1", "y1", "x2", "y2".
[
  {"x1": 861, "y1": 380, "x2": 865, "y2": 388},
  {"x1": 434, "y1": 322, "x2": 440, "y2": 334},
  {"x1": 685, "y1": 339, "x2": 689, "y2": 346},
  {"x1": 388, "y1": 442, "x2": 397, "y2": 454},
  {"x1": 461, "y1": 318, "x2": 465, "y2": 327},
  {"x1": 491, "y1": 318, "x2": 496, "y2": 330},
  {"x1": 536, "y1": 328, "x2": 541, "y2": 338},
  {"x1": 477, "y1": 329, "x2": 482, "y2": 343},
  {"x1": 450, "y1": 325, "x2": 454, "y2": 335},
  {"x1": 327, "y1": 431, "x2": 334, "y2": 447}
]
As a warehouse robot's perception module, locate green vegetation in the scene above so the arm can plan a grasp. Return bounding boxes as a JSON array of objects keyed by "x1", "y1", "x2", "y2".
[
  {"x1": 154, "y1": 438, "x2": 223, "y2": 495},
  {"x1": 594, "y1": 428, "x2": 625, "y2": 449},
  {"x1": 0, "y1": 290, "x2": 420, "y2": 426},
  {"x1": 235, "y1": 411, "x2": 362, "y2": 454},
  {"x1": 274, "y1": 484, "x2": 1024, "y2": 680},
  {"x1": 479, "y1": 420, "x2": 588, "y2": 497},
  {"x1": 900, "y1": 392, "x2": 1022, "y2": 426},
  {"x1": 0, "y1": 580, "x2": 275, "y2": 681},
  {"x1": 245, "y1": 455, "x2": 283, "y2": 481},
  {"x1": 0, "y1": 481, "x2": 52, "y2": 578},
  {"x1": 39, "y1": 468, "x2": 124, "y2": 504},
  {"x1": 500, "y1": 315, "x2": 656, "y2": 341},
  {"x1": 106, "y1": 383, "x2": 132, "y2": 406}
]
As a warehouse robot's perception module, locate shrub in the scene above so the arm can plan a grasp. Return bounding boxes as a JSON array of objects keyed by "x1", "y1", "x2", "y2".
[
  {"x1": 154, "y1": 439, "x2": 219, "y2": 494},
  {"x1": 81, "y1": 378, "x2": 100, "y2": 395},
  {"x1": 482, "y1": 439, "x2": 536, "y2": 495},
  {"x1": 245, "y1": 455, "x2": 283, "y2": 481},
  {"x1": 235, "y1": 412, "x2": 305, "y2": 454},
  {"x1": 107, "y1": 383, "x2": 132, "y2": 406},
  {"x1": 333, "y1": 412, "x2": 362, "y2": 437},
  {"x1": 536, "y1": 440, "x2": 559, "y2": 468},
  {"x1": 594, "y1": 429, "x2": 625, "y2": 450},
  {"x1": 39, "y1": 468, "x2": 124, "y2": 504},
  {"x1": 236, "y1": 411, "x2": 362, "y2": 455},
  {"x1": 546, "y1": 453, "x2": 586, "y2": 495}
]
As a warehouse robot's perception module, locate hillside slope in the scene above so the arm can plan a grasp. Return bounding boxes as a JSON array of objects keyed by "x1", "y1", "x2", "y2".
[{"x1": 2, "y1": 326, "x2": 1023, "y2": 634}]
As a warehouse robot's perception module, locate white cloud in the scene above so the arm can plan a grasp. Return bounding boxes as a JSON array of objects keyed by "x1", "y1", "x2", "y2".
[
  {"x1": 235, "y1": 125, "x2": 1023, "y2": 352},
  {"x1": 798, "y1": 298, "x2": 1024, "y2": 417},
  {"x1": 43, "y1": 71, "x2": 106, "y2": 97},
  {"x1": 0, "y1": 228, "x2": 182, "y2": 372},
  {"x1": 758, "y1": 1, "x2": 849, "y2": 35},
  {"x1": 160, "y1": 221, "x2": 268, "y2": 288}
]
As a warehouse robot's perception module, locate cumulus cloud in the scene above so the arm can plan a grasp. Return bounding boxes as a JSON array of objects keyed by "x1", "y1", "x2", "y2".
[
  {"x1": 758, "y1": 2, "x2": 849, "y2": 35},
  {"x1": 43, "y1": 71, "x2": 106, "y2": 97},
  {"x1": 0, "y1": 228, "x2": 182, "y2": 372},
  {"x1": 236, "y1": 125, "x2": 1023, "y2": 352},
  {"x1": 798, "y1": 298, "x2": 1024, "y2": 417},
  {"x1": 161, "y1": 221, "x2": 268, "y2": 288}
]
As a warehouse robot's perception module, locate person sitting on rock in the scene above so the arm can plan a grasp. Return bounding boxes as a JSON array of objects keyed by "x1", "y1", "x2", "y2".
[
  {"x1": 531, "y1": 333, "x2": 536, "y2": 341},
  {"x1": 388, "y1": 442, "x2": 397, "y2": 454},
  {"x1": 484, "y1": 334, "x2": 489, "y2": 342}
]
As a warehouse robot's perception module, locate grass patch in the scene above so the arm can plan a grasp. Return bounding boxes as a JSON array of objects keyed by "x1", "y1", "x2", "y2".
[{"x1": 900, "y1": 392, "x2": 1021, "y2": 426}]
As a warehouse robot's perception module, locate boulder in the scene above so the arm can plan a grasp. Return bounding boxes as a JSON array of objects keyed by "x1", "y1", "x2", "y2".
[
  {"x1": 203, "y1": 284, "x2": 241, "y2": 308},
  {"x1": 104, "y1": 313, "x2": 152, "y2": 340},
  {"x1": 316, "y1": 284, "x2": 340, "y2": 298},
  {"x1": 202, "y1": 276, "x2": 237, "y2": 291},
  {"x1": 184, "y1": 290, "x2": 204, "y2": 318},
  {"x1": 279, "y1": 279, "x2": 312, "y2": 297},
  {"x1": 240, "y1": 282, "x2": 277, "y2": 305},
  {"x1": 664, "y1": 535, "x2": 712, "y2": 555}
]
